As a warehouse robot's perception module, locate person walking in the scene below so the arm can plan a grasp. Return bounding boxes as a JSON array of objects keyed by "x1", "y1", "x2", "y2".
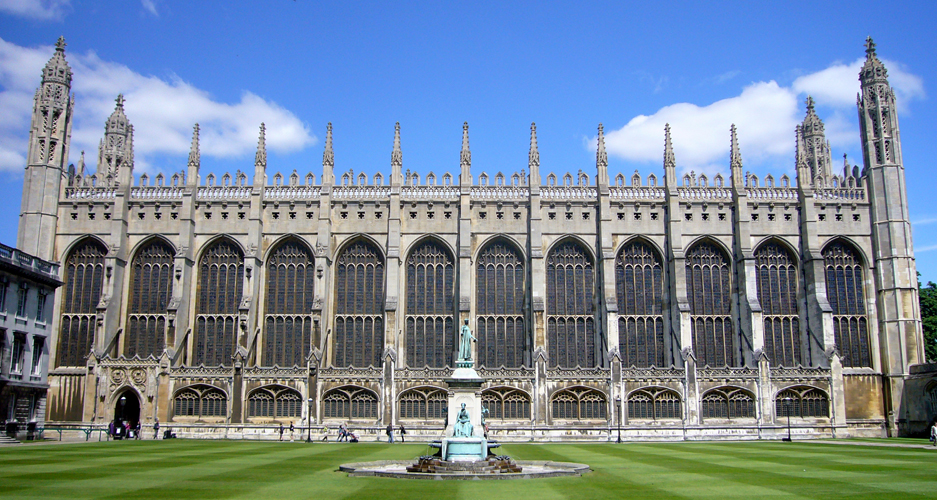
[
  {"x1": 279, "y1": 423, "x2": 284, "y2": 441},
  {"x1": 399, "y1": 424, "x2": 406, "y2": 443},
  {"x1": 930, "y1": 420, "x2": 937, "y2": 446},
  {"x1": 289, "y1": 421, "x2": 295, "y2": 443},
  {"x1": 153, "y1": 419, "x2": 160, "y2": 440},
  {"x1": 338, "y1": 424, "x2": 347, "y2": 442},
  {"x1": 386, "y1": 423, "x2": 394, "y2": 443}
]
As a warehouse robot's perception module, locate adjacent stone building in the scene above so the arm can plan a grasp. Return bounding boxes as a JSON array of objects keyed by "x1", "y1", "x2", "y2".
[
  {"x1": 19, "y1": 37, "x2": 934, "y2": 440},
  {"x1": 0, "y1": 243, "x2": 62, "y2": 440}
]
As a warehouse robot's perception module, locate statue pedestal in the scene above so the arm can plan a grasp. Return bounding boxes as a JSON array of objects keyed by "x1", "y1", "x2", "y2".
[{"x1": 442, "y1": 364, "x2": 487, "y2": 461}]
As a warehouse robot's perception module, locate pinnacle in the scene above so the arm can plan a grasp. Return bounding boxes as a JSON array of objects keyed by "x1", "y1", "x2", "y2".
[
  {"x1": 865, "y1": 36, "x2": 877, "y2": 59},
  {"x1": 55, "y1": 36, "x2": 66, "y2": 52}
]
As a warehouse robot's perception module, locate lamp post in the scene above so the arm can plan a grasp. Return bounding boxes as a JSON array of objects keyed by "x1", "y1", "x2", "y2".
[
  {"x1": 783, "y1": 396, "x2": 793, "y2": 442},
  {"x1": 615, "y1": 395, "x2": 622, "y2": 443},
  {"x1": 118, "y1": 395, "x2": 126, "y2": 422},
  {"x1": 306, "y1": 398, "x2": 314, "y2": 443}
]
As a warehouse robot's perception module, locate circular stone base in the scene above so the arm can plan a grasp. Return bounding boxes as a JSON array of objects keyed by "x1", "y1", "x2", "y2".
[{"x1": 339, "y1": 460, "x2": 590, "y2": 480}]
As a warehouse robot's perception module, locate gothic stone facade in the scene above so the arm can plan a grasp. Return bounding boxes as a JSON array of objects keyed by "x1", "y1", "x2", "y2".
[{"x1": 19, "y1": 38, "x2": 935, "y2": 440}]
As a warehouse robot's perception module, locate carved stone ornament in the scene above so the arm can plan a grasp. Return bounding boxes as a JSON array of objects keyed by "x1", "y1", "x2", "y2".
[
  {"x1": 176, "y1": 245, "x2": 188, "y2": 257},
  {"x1": 131, "y1": 368, "x2": 147, "y2": 385},
  {"x1": 110, "y1": 368, "x2": 126, "y2": 386}
]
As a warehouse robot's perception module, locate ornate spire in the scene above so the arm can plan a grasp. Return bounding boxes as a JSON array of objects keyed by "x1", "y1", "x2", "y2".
[
  {"x1": 596, "y1": 123, "x2": 607, "y2": 168},
  {"x1": 188, "y1": 123, "x2": 200, "y2": 167},
  {"x1": 322, "y1": 122, "x2": 334, "y2": 167},
  {"x1": 460, "y1": 121, "x2": 471, "y2": 169},
  {"x1": 663, "y1": 124, "x2": 676, "y2": 187},
  {"x1": 105, "y1": 94, "x2": 130, "y2": 136},
  {"x1": 860, "y1": 36, "x2": 888, "y2": 86},
  {"x1": 799, "y1": 96, "x2": 832, "y2": 179},
  {"x1": 730, "y1": 124, "x2": 742, "y2": 170},
  {"x1": 41, "y1": 36, "x2": 72, "y2": 87},
  {"x1": 529, "y1": 122, "x2": 539, "y2": 168},
  {"x1": 255, "y1": 122, "x2": 266, "y2": 168},
  {"x1": 391, "y1": 122, "x2": 402, "y2": 168},
  {"x1": 99, "y1": 94, "x2": 133, "y2": 178}
]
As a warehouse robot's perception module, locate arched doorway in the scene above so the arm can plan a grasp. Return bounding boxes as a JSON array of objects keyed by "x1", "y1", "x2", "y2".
[{"x1": 114, "y1": 390, "x2": 141, "y2": 431}]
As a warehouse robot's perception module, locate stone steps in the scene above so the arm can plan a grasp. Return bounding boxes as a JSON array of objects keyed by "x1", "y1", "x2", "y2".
[{"x1": 0, "y1": 435, "x2": 20, "y2": 445}]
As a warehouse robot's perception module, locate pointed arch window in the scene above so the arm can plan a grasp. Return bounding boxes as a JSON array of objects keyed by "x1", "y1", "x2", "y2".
[
  {"x1": 333, "y1": 241, "x2": 384, "y2": 368},
  {"x1": 194, "y1": 240, "x2": 243, "y2": 366},
  {"x1": 173, "y1": 385, "x2": 227, "y2": 418},
  {"x1": 686, "y1": 242, "x2": 735, "y2": 367},
  {"x1": 263, "y1": 240, "x2": 315, "y2": 367},
  {"x1": 398, "y1": 387, "x2": 447, "y2": 420},
  {"x1": 615, "y1": 240, "x2": 665, "y2": 367},
  {"x1": 755, "y1": 242, "x2": 801, "y2": 366},
  {"x1": 476, "y1": 241, "x2": 526, "y2": 368},
  {"x1": 248, "y1": 386, "x2": 302, "y2": 418},
  {"x1": 125, "y1": 239, "x2": 174, "y2": 358},
  {"x1": 323, "y1": 387, "x2": 378, "y2": 419},
  {"x1": 551, "y1": 387, "x2": 607, "y2": 420},
  {"x1": 481, "y1": 387, "x2": 531, "y2": 420},
  {"x1": 775, "y1": 387, "x2": 829, "y2": 418},
  {"x1": 823, "y1": 241, "x2": 871, "y2": 367},
  {"x1": 57, "y1": 240, "x2": 107, "y2": 367},
  {"x1": 627, "y1": 388, "x2": 681, "y2": 420},
  {"x1": 700, "y1": 387, "x2": 755, "y2": 419},
  {"x1": 546, "y1": 241, "x2": 597, "y2": 368},
  {"x1": 405, "y1": 240, "x2": 455, "y2": 368}
]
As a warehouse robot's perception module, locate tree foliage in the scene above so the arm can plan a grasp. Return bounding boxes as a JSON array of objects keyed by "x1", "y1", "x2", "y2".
[{"x1": 919, "y1": 276, "x2": 937, "y2": 363}]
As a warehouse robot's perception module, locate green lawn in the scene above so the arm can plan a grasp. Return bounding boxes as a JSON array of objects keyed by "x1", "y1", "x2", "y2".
[{"x1": 1, "y1": 439, "x2": 935, "y2": 499}]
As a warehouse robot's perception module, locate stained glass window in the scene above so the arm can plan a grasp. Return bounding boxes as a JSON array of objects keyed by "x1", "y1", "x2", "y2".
[
  {"x1": 823, "y1": 241, "x2": 871, "y2": 367},
  {"x1": 194, "y1": 240, "x2": 244, "y2": 366},
  {"x1": 333, "y1": 241, "x2": 384, "y2": 367},
  {"x1": 546, "y1": 241, "x2": 596, "y2": 368},
  {"x1": 58, "y1": 240, "x2": 107, "y2": 367},
  {"x1": 755, "y1": 242, "x2": 801, "y2": 367},
  {"x1": 615, "y1": 240, "x2": 665, "y2": 367},
  {"x1": 126, "y1": 239, "x2": 174, "y2": 358},
  {"x1": 405, "y1": 241, "x2": 455, "y2": 368},
  {"x1": 476, "y1": 241, "x2": 527, "y2": 368},
  {"x1": 686, "y1": 242, "x2": 735, "y2": 367},
  {"x1": 263, "y1": 240, "x2": 315, "y2": 367}
]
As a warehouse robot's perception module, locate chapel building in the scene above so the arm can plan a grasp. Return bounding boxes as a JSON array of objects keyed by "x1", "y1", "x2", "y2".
[{"x1": 17, "y1": 37, "x2": 935, "y2": 440}]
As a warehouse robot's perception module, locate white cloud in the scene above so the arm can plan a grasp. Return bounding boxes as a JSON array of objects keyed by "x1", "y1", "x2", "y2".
[
  {"x1": 141, "y1": 0, "x2": 157, "y2": 16},
  {"x1": 914, "y1": 243, "x2": 937, "y2": 253},
  {"x1": 0, "y1": 37, "x2": 315, "y2": 173},
  {"x1": 600, "y1": 56, "x2": 924, "y2": 175},
  {"x1": 0, "y1": 0, "x2": 70, "y2": 20}
]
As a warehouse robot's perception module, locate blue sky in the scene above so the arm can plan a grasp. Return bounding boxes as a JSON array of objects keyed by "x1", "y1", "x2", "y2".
[{"x1": 1, "y1": 1, "x2": 937, "y2": 280}]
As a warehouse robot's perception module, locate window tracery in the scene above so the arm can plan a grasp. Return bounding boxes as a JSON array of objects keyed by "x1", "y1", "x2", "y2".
[
  {"x1": 247, "y1": 386, "x2": 302, "y2": 418},
  {"x1": 551, "y1": 387, "x2": 606, "y2": 420},
  {"x1": 546, "y1": 241, "x2": 596, "y2": 368},
  {"x1": 173, "y1": 385, "x2": 227, "y2": 418},
  {"x1": 823, "y1": 241, "x2": 871, "y2": 367},
  {"x1": 775, "y1": 387, "x2": 829, "y2": 418},
  {"x1": 627, "y1": 387, "x2": 681, "y2": 420},
  {"x1": 398, "y1": 387, "x2": 447, "y2": 419},
  {"x1": 482, "y1": 387, "x2": 531, "y2": 420},
  {"x1": 686, "y1": 242, "x2": 735, "y2": 367},
  {"x1": 263, "y1": 240, "x2": 315, "y2": 367},
  {"x1": 323, "y1": 387, "x2": 378, "y2": 419},
  {"x1": 755, "y1": 242, "x2": 801, "y2": 367},
  {"x1": 333, "y1": 241, "x2": 384, "y2": 368},
  {"x1": 476, "y1": 241, "x2": 526, "y2": 368},
  {"x1": 405, "y1": 240, "x2": 455, "y2": 368},
  {"x1": 194, "y1": 240, "x2": 244, "y2": 366},
  {"x1": 58, "y1": 239, "x2": 106, "y2": 367},
  {"x1": 700, "y1": 387, "x2": 755, "y2": 419},
  {"x1": 126, "y1": 239, "x2": 174, "y2": 358},
  {"x1": 615, "y1": 240, "x2": 665, "y2": 367}
]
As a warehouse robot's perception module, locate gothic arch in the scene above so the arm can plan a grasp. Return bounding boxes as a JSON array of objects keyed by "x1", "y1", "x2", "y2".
[
  {"x1": 403, "y1": 234, "x2": 457, "y2": 264},
  {"x1": 172, "y1": 384, "x2": 228, "y2": 419},
  {"x1": 332, "y1": 238, "x2": 385, "y2": 368},
  {"x1": 614, "y1": 235, "x2": 666, "y2": 262},
  {"x1": 473, "y1": 234, "x2": 526, "y2": 263},
  {"x1": 127, "y1": 234, "x2": 176, "y2": 262},
  {"x1": 332, "y1": 233, "x2": 386, "y2": 263},
  {"x1": 615, "y1": 237, "x2": 666, "y2": 368},
  {"x1": 262, "y1": 236, "x2": 316, "y2": 367},
  {"x1": 774, "y1": 385, "x2": 830, "y2": 418},
  {"x1": 398, "y1": 386, "x2": 448, "y2": 420},
  {"x1": 481, "y1": 386, "x2": 532, "y2": 420},
  {"x1": 550, "y1": 386, "x2": 607, "y2": 421},
  {"x1": 322, "y1": 386, "x2": 379, "y2": 420},
  {"x1": 124, "y1": 237, "x2": 176, "y2": 358},
  {"x1": 820, "y1": 236, "x2": 869, "y2": 267},
  {"x1": 544, "y1": 234, "x2": 597, "y2": 263},
  {"x1": 261, "y1": 233, "x2": 314, "y2": 263},
  {"x1": 685, "y1": 238, "x2": 735, "y2": 367},
  {"x1": 194, "y1": 234, "x2": 246, "y2": 264},
  {"x1": 685, "y1": 235, "x2": 733, "y2": 264},
  {"x1": 475, "y1": 236, "x2": 528, "y2": 368},
  {"x1": 626, "y1": 386, "x2": 682, "y2": 420},
  {"x1": 107, "y1": 385, "x2": 143, "y2": 407},
  {"x1": 753, "y1": 236, "x2": 800, "y2": 265},
  {"x1": 58, "y1": 234, "x2": 109, "y2": 263},
  {"x1": 57, "y1": 237, "x2": 108, "y2": 367},
  {"x1": 404, "y1": 237, "x2": 456, "y2": 368},
  {"x1": 545, "y1": 237, "x2": 598, "y2": 368},
  {"x1": 246, "y1": 385, "x2": 303, "y2": 419},
  {"x1": 700, "y1": 386, "x2": 756, "y2": 419}
]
